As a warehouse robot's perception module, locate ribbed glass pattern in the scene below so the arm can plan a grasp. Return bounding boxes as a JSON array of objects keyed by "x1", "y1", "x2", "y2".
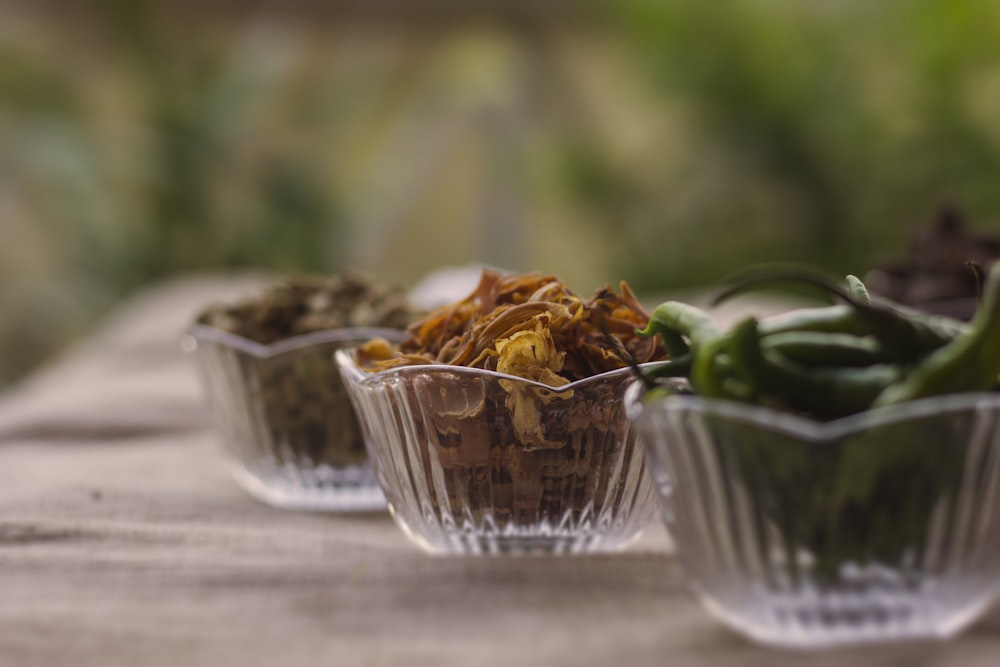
[
  {"x1": 185, "y1": 325, "x2": 406, "y2": 511},
  {"x1": 337, "y1": 351, "x2": 656, "y2": 554},
  {"x1": 627, "y1": 385, "x2": 1000, "y2": 648}
]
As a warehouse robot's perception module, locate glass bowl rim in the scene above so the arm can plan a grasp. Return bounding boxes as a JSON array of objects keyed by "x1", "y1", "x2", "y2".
[
  {"x1": 625, "y1": 381, "x2": 1000, "y2": 441},
  {"x1": 184, "y1": 323, "x2": 408, "y2": 359},
  {"x1": 334, "y1": 347, "x2": 659, "y2": 393}
]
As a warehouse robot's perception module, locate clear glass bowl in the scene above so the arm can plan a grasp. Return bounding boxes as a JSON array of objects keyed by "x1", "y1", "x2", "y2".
[
  {"x1": 626, "y1": 385, "x2": 1000, "y2": 648},
  {"x1": 184, "y1": 325, "x2": 406, "y2": 511},
  {"x1": 336, "y1": 350, "x2": 657, "y2": 554}
]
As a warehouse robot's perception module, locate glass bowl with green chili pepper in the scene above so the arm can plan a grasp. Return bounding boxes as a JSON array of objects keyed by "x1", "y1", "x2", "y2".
[
  {"x1": 626, "y1": 261, "x2": 1000, "y2": 648},
  {"x1": 184, "y1": 274, "x2": 418, "y2": 511}
]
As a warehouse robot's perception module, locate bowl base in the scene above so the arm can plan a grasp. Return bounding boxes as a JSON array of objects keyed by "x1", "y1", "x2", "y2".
[
  {"x1": 232, "y1": 464, "x2": 386, "y2": 512},
  {"x1": 450, "y1": 535, "x2": 603, "y2": 555},
  {"x1": 697, "y1": 586, "x2": 997, "y2": 649},
  {"x1": 387, "y1": 507, "x2": 644, "y2": 555}
]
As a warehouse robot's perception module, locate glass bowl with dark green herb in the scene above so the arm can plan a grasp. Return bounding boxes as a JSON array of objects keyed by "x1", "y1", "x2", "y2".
[
  {"x1": 185, "y1": 274, "x2": 418, "y2": 511},
  {"x1": 626, "y1": 261, "x2": 1000, "y2": 647}
]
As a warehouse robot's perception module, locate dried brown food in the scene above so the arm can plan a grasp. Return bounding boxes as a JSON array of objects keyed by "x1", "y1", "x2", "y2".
[{"x1": 357, "y1": 269, "x2": 664, "y2": 379}]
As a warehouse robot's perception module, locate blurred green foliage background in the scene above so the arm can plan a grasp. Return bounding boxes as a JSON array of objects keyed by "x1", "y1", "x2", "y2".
[{"x1": 2, "y1": 0, "x2": 999, "y2": 386}]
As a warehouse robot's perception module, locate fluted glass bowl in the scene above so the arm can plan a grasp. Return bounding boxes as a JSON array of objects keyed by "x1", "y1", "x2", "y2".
[
  {"x1": 185, "y1": 325, "x2": 406, "y2": 511},
  {"x1": 626, "y1": 384, "x2": 1000, "y2": 648},
  {"x1": 336, "y1": 350, "x2": 657, "y2": 554}
]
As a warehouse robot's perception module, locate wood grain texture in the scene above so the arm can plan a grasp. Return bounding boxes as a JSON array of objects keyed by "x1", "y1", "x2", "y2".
[{"x1": 2, "y1": 277, "x2": 999, "y2": 667}]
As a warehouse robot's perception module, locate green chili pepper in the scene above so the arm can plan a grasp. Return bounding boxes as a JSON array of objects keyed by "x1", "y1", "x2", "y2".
[
  {"x1": 764, "y1": 357, "x2": 902, "y2": 419},
  {"x1": 640, "y1": 264, "x2": 994, "y2": 417},
  {"x1": 637, "y1": 304, "x2": 693, "y2": 357},
  {"x1": 639, "y1": 302, "x2": 732, "y2": 399},
  {"x1": 728, "y1": 316, "x2": 901, "y2": 419},
  {"x1": 716, "y1": 268, "x2": 955, "y2": 361},
  {"x1": 869, "y1": 296, "x2": 971, "y2": 341},
  {"x1": 658, "y1": 330, "x2": 690, "y2": 358},
  {"x1": 758, "y1": 304, "x2": 866, "y2": 337},
  {"x1": 762, "y1": 331, "x2": 890, "y2": 367},
  {"x1": 845, "y1": 274, "x2": 872, "y2": 305},
  {"x1": 639, "y1": 301, "x2": 720, "y2": 348},
  {"x1": 855, "y1": 302, "x2": 958, "y2": 362},
  {"x1": 873, "y1": 260, "x2": 1000, "y2": 406}
]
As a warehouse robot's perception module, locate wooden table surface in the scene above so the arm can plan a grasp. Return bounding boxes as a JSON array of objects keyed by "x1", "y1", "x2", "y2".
[{"x1": 2, "y1": 276, "x2": 1000, "y2": 667}]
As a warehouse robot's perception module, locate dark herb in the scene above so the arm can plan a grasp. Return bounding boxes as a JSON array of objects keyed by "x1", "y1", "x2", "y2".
[
  {"x1": 197, "y1": 272, "x2": 416, "y2": 343},
  {"x1": 197, "y1": 272, "x2": 420, "y2": 468}
]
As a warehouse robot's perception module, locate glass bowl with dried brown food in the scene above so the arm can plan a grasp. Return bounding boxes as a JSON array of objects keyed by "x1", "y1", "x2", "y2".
[
  {"x1": 336, "y1": 270, "x2": 667, "y2": 554},
  {"x1": 185, "y1": 274, "x2": 419, "y2": 511}
]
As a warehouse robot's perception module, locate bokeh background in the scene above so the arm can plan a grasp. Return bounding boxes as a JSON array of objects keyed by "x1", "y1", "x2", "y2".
[{"x1": 3, "y1": 0, "x2": 1000, "y2": 386}]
